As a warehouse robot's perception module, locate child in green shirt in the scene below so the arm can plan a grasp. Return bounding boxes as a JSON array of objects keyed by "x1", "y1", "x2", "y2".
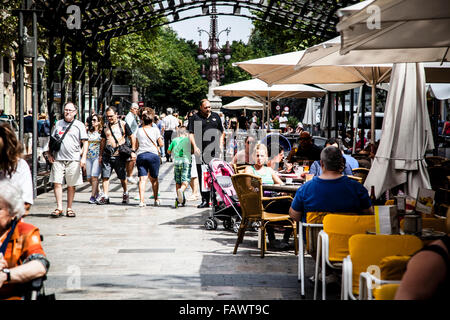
[{"x1": 167, "y1": 127, "x2": 192, "y2": 206}]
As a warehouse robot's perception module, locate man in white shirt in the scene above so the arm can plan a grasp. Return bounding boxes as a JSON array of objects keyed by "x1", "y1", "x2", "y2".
[
  {"x1": 279, "y1": 112, "x2": 288, "y2": 132},
  {"x1": 162, "y1": 108, "x2": 179, "y2": 162},
  {"x1": 124, "y1": 103, "x2": 140, "y2": 184}
]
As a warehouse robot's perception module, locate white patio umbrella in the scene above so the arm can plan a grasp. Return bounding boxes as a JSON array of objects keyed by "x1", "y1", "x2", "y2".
[
  {"x1": 264, "y1": 37, "x2": 450, "y2": 147},
  {"x1": 337, "y1": 0, "x2": 450, "y2": 61},
  {"x1": 364, "y1": 63, "x2": 434, "y2": 198},
  {"x1": 213, "y1": 78, "x2": 326, "y2": 126},
  {"x1": 222, "y1": 97, "x2": 264, "y2": 115}
]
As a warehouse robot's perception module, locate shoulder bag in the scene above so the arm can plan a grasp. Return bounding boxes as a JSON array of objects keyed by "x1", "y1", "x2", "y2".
[
  {"x1": 110, "y1": 121, "x2": 133, "y2": 160},
  {"x1": 142, "y1": 127, "x2": 162, "y2": 164},
  {"x1": 49, "y1": 120, "x2": 74, "y2": 153}
]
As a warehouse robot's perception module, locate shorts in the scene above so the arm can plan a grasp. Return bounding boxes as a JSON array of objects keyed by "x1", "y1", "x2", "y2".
[
  {"x1": 86, "y1": 157, "x2": 101, "y2": 178},
  {"x1": 101, "y1": 156, "x2": 127, "y2": 180},
  {"x1": 49, "y1": 160, "x2": 83, "y2": 186},
  {"x1": 24, "y1": 132, "x2": 32, "y2": 150},
  {"x1": 174, "y1": 161, "x2": 191, "y2": 184},
  {"x1": 136, "y1": 152, "x2": 160, "y2": 179},
  {"x1": 190, "y1": 155, "x2": 198, "y2": 178}
]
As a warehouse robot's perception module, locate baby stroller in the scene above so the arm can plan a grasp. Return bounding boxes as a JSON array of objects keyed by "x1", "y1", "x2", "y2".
[{"x1": 204, "y1": 158, "x2": 242, "y2": 233}]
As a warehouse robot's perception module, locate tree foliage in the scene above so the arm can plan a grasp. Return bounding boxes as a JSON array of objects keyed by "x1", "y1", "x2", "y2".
[{"x1": 110, "y1": 27, "x2": 208, "y2": 114}]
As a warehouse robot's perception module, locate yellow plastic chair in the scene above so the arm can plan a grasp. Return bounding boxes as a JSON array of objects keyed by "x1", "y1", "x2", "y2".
[
  {"x1": 373, "y1": 283, "x2": 400, "y2": 300},
  {"x1": 314, "y1": 214, "x2": 375, "y2": 300},
  {"x1": 231, "y1": 173, "x2": 298, "y2": 258},
  {"x1": 298, "y1": 211, "x2": 328, "y2": 298},
  {"x1": 342, "y1": 234, "x2": 423, "y2": 300}
]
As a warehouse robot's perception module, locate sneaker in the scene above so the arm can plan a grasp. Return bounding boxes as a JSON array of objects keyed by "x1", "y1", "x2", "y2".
[
  {"x1": 138, "y1": 202, "x2": 146, "y2": 207},
  {"x1": 149, "y1": 193, "x2": 161, "y2": 199},
  {"x1": 127, "y1": 177, "x2": 138, "y2": 184},
  {"x1": 177, "y1": 189, "x2": 184, "y2": 204},
  {"x1": 122, "y1": 192, "x2": 130, "y2": 204},
  {"x1": 88, "y1": 196, "x2": 97, "y2": 204},
  {"x1": 96, "y1": 195, "x2": 110, "y2": 205},
  {"x1": 154, "y1": 199, "x2": 160, "y2": 206}
]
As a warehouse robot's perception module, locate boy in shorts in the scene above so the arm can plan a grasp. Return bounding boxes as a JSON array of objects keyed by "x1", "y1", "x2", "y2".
[{"x1": 167, "y1": 127, "x2": 192, "y2": 206}]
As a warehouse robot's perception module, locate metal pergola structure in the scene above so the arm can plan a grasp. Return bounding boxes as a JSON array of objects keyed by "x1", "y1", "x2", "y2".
[{"x1": 12, "y1": 0, "x2": 359, "y2": 198}]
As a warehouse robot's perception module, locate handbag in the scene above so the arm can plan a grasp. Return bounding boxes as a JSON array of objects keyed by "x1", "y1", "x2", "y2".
[
  {"x1": 109, "y1": 121, "x2": 133, "y2": 159},
  {"x1": 49, "y1": 120, "x2": 74, "y2": 153},
  {"x1": 142, "y1": 127, "x2": 162, "y2": 164}
]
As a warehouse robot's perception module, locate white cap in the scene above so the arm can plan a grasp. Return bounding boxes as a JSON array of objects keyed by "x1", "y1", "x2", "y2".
[
  {"x1": 131, "y1": 102, "x2": 139, "y2": 108},
  {"x1": 297, "y1": 122, "x2": 303, "y2": 128}
]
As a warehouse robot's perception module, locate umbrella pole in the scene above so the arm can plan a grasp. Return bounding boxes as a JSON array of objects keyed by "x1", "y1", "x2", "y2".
[
  {"x1": 371, "y1": 82, "x2": 376, "y2": 153},
  {"x1": 353, "y1": 85, "x2": 363, "y2": 154}
]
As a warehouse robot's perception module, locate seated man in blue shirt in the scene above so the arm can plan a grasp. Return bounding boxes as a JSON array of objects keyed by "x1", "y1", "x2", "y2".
[
  {"x1": 308, "y1": 138, "x2": 354, "y2": 177},
  {"x1": 289, "y1": 146, "x2": 372, "y2": 223}
]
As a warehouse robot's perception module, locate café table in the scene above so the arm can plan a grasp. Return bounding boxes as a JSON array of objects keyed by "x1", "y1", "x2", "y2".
[{"x1": 262, "y1": 184, "x2": 301, "y2": 194}]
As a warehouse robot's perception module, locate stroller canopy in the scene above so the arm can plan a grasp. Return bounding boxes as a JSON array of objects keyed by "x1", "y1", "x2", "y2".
[{"x1": 260, "y1": 133, "x2": 292, "y2": 153}]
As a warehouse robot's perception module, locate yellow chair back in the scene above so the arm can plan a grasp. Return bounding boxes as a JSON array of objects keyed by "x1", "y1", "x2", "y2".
[
  {"x1": 373, "y1": 283, "x2": 400, "y2": 300},
  {"x1": 348, "y1": 234, "x2": 423, "y2": 295},
  {"x1": 323, "y1": 214, "x2": 375, "y2": 262}
]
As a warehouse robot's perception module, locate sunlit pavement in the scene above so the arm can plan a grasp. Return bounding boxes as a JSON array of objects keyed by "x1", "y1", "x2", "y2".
[{"x1": 26, "y1": 161, "x2": 335, "y2": 300}]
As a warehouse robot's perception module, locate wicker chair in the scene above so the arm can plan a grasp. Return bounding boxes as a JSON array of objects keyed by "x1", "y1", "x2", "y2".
[
  {"x1": 231, "y1": 173, "x2": 298, "y2": 258},
  {"x1": 351, "y1": 168, "x2": 370, "y2": 184}
]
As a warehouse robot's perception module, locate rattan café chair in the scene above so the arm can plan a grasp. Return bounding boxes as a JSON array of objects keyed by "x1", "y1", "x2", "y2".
[{"x1": 231, "y1": 173, "x2": 298, "y2": 258}]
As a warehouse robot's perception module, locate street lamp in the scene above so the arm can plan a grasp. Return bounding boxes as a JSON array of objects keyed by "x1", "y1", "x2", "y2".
[{"x1": 196, "y1": 2, "x2": 232, "y2": 111}]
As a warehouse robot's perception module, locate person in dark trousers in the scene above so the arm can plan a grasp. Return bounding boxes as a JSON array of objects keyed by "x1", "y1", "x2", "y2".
[
  {"x1": 188, "y1": 99, "x2": 225, "y2": 208},
  {"x1": 162, "y1": 108, "x2": 179, "y2": 162}
]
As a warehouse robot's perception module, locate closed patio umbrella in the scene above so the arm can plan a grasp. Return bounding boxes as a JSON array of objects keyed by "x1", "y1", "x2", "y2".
[
  {"x1": 364, "y1": 63, "x2": 434, "y2": 198},
  {"x1": 337, "y1": 0, "x2": 450, "y2": 61}
]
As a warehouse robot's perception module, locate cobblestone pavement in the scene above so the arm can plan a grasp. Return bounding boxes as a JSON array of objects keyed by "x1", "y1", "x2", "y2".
[{"x1": 26, "y1": 161, "x2": 339, "y2": 300}]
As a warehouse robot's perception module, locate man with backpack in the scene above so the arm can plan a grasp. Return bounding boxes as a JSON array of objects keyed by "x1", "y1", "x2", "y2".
[{"x1": 97, "y1": 106, "x2": 137, "y2": 205}]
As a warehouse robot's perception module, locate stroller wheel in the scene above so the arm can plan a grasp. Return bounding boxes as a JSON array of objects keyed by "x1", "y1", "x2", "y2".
[
  {"x1": 232, "y1": 221, "x2": 241, "y2": 233},
  {"x1": 223, "y1": 219, "x2": 232, "y2": 230},
  {"x1": 204, "y1": 218, "x2": 218, "y2": 230}
]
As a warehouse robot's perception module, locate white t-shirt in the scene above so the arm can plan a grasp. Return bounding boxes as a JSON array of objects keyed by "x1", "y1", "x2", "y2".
[
  {"x1": 279, "y1": 116, "x2": 288, "y2": 128},
  {"x1": 163, "y1": 115, "x2": 179, "y2": 131},
  {"x1": 136, "y1": 126, "x2": 161, "y2": 156},
  {"x1": 51, "y1": 119, "x2": 88, "y2": 161},
  {"x1": 0, "y1": 158, "x2": 34, "y2": 205}
]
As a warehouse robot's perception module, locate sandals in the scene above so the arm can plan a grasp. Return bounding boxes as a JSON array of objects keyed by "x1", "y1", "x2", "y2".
[
  {"x1": 66, "y1": 209, "x2": 76, "y2": 218},
  {"x1": 51, "y1": 209, "x2": 63, "y2": 218}
]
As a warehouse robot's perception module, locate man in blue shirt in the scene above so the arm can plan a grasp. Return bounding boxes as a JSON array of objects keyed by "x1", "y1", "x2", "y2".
[
  {"x1": 308, "y1": 138, "x2": 355, "y2": 176},
  {"x1": 289, "y1": 146, "x2": 372, "y2": 223}
]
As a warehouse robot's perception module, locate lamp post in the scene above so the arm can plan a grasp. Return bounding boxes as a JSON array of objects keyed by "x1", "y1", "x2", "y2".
[
  {"x1": 197, "y1": 2, "x2": 231, "y2": 112},
  {"x1": 37, "y1": 55, "x2": 46, "y2": 114}
]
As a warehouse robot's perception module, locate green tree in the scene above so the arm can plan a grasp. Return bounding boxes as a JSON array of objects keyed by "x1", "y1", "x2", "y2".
[{"x1": 110, "y1": 27, "x2": 208, "y2": 115}]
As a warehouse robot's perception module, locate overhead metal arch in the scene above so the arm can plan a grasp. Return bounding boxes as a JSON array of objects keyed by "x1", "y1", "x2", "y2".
[{"x1": 35, "y1": 0, "x2": 359, "y2": 46}]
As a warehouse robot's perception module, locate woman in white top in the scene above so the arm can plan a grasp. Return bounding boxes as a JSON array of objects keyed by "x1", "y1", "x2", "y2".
[
  {"x1": 0, "y1": 122, "x2": 34, "y2": 216},
  {"x1": 135, "y1": 108, "x2": 163, "y2": 207}
]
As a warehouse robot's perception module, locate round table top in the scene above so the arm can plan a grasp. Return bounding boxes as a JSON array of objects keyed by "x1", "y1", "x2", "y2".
[{"x1": 262, "y1": 184, "x2": 301, "y2": 194}]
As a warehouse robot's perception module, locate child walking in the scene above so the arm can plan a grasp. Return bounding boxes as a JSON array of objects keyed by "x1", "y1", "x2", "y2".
[{"x1": 167, "y1": 127, "x2": 192, "y2": 207}]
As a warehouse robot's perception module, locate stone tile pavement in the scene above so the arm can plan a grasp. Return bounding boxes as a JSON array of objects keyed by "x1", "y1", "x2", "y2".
[{"x1": 25, "y1": 161, "x2": 339, "y2": 300}]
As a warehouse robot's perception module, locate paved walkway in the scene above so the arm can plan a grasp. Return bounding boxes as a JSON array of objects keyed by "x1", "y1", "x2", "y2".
[{"x1": 26, "y1": 161, "x2": 333, "y2": 300}]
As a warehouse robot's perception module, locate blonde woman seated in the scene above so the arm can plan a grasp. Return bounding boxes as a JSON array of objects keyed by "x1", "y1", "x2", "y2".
[{"x1": 244, "y1": 143, "x2": 293, "y2": 250}]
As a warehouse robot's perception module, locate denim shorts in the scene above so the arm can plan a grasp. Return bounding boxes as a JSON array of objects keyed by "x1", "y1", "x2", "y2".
[
  {"x1": 86, "y1": 157, "x2": 101, "y2": 178},
  {"x1": 101, "y1": 156, "x2": 127, "y2": 180},
  {"x1": 136, "y1": 152, "x2": 160, "y2": 179}
]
